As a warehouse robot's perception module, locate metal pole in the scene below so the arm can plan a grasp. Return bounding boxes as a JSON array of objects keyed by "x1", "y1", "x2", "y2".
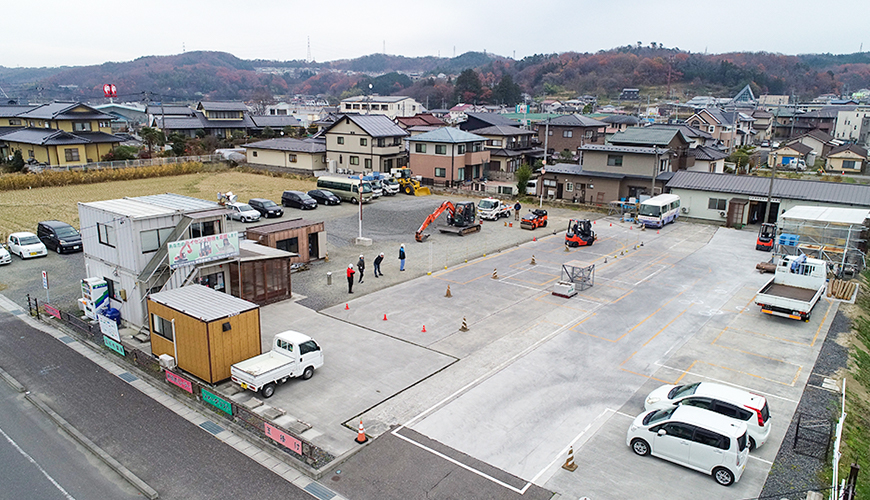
[
  {"x1": 652, "y1": 146, "x2": 659, "y2": 196},
  {"x1": 539, "y1": 168, "x2": 546, "y2": 208},
  {"x1": 358, "y1": 174, "x2": 363, "y2": 239},
  {"x1": 171, "y1": 318, "x2": 178, "y2": 364},
  {"x1": 764, "y1": 161, "x2": 777, "y2": 224}
]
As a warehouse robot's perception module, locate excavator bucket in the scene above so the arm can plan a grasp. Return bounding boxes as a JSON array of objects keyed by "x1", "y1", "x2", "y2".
[
  {"x1": 416, "y1": 232, "x2": 430, "y2": 242},
  {"x1": 414, "y1": 186, "x2": 431, "y2": 196}
]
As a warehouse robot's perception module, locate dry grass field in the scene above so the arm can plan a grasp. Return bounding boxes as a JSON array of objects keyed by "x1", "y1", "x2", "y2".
[{"x1": 0, "y1": 171, "x2": 315, "y2": 239}]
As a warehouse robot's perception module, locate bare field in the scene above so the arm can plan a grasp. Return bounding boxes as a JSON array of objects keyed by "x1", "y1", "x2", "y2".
[{"x1": 0, "y1": 171, "x2": 315, "y2": 238}]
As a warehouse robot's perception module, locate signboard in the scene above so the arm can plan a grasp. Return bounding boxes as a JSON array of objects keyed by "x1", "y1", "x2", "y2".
[
  {"x1": 201, "y1": 388, "x2": 232, "y2": 415},
  {"x1": 264, "y1": 422, "x2": 303, "y2": 454},
  {"x1": 168, "y1": 232, "x2": 239, "y2": 269},
  {"x1": 42, "y1": 270, "x2": 48, "y2": 289},
  {"x1": 102, "y1": 84, "x2": 117, "y2": 97},
  {"x1": 98, "y1": 314, "x2": 121, "y2": 342},
  {"x1": 103, "y1": 336, "x2": 125, "y2": 356},
  {"x1": 43, "y1": 304, "x2": 61, "y2": 319},
  {"x1": 749, "y1": 196, "x2": 781, "y2": 203},
  {"x1": 165, "y1": 370, "x2": 193, "y2": 393}
]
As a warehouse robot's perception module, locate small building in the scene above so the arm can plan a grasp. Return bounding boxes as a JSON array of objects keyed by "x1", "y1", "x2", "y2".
[
  {"x1": 147, "y1": 285, "x2": 261, "y2": 384},
  {"x1": 339, "y1": 96, "x2": 423, "y2": 119},
  {"x1": 408, "y1": 127, "x2": 489, "y2": 187},
  {"x1": 228, "y1": 241, "x2": 296, "y2": 305},
  {"x1": 826, "y1": 144, "x2": 867, "y2": 174},
  {"x1": 242, "y1": 138, "x2": 326, "y2": 172},
  {"x1": 244, "y1": 218, "x2": 326, "y2": 264}
]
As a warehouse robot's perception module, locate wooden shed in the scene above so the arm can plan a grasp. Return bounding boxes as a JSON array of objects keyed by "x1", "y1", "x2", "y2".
[
  {"x1": 228, "y1": 240, "x2": 295, "y2": 305},
  {"x1": 245, "y1": 218, "x2": 326, "y2": 264},
  {"x1": 147, "y1": 284, "x2": 261, "y2": 384}
]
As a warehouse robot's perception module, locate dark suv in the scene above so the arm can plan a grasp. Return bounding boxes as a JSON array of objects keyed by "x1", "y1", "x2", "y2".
[
  {"x1": 281, "y1": 191, "x2": 318, "y2": 210},
  {"x1": 37, "y1": 220, "x2": 82, "y2": 253},
  {"x1": 248, "y1": 198, "x2": 284, "y2": 218}
]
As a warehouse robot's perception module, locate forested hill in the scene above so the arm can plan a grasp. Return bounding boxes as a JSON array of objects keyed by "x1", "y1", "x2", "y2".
[{"x1": 1, "y1": 46, "x2": 868, "y2": 105}]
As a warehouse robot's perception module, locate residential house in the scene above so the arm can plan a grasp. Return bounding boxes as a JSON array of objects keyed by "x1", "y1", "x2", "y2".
[
  {"x1": 768, "y1": 142, "x2": 814, "y2": 167},
  {"x1": 834, "y1": 106, "x2": 870, "y2": 145},
  {"x1": 474, "y1": 125, "x2": 539, "y2": 174},
  {"x1": 249, "y1": 115, "x2": 301, "y2": 135},
  {"x1": 265, "y1": 101, "x2": 327, "y2": 127},
  {"x1": 598, "y1": 115, "x2": 640, "y2": 135},
  {"x1": 644, "y1": 124, "x2": 714, "y2": 149},
  {"x1": 688, "y1": 146, "x2": 729, "y2": 173},
  {"x1": 243, "y1": 138, "x2": 326, "y2": 172},
  {"x1": 535, "y1": 114, "x2": 607, "y2": 156},
  {"x1": 152, "y1": 101, "x2": 255, "y2": 139},
  {"x1": 408, "y1": 127, "x2": 489, "y2": 188},
  {"x1": 458, "y1": 111, "x2": 521, "y2": 132},
  {"x1": 94, "y1": 103, "x2": 148, "y2": 133},
  {"x1": 146, "y1": 104, "x2": 196, "y2": 127},
  {"x1": 323, "y1": 114, "x2": 408, "y2": 173},
  {"x1": 789, "y1": 106, "x2": 847, "y2": 137},
  {"x1": 395, "y1": 113, "x2": 446, "y2": 130},
  {"x1": 825, "y1": 144, "x2": 866, "y2": 174},
  {"x1": 684, "y1": 108, "x2": 754, "y2": 148},
  {"x1": 339, "y1": 96, "x2": 423, "y2": 119},
  {"x1": 540, "y1": 100, "x2": 563, "y2": 113},
  {"x1": 607, "y1": 127, "x2": 693, "y2": 170},
  {"x1": 751, "y1": 109, "x2": 774, "y2": 143},
  {"x1": 786, "y1": 129, "x2": 840, "y2": 161},
  {"x1": 575, "y1": 144, "x2": 673, "y2": 200}
]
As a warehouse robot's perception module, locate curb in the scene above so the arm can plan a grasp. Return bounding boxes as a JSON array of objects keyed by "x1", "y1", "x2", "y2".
[{"x1": 0, "y1": 365, "x2": 159, "y2": 500}]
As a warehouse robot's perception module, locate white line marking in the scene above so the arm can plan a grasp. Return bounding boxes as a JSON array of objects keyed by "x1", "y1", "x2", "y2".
[
  {"x1": 0, "y1": 425, "x2": 77, "y2": 499},
  {"x1": 657, "y1": 364, "x2": 800, "y2": 403},
  {"x1": 748, "y1": 455, "x2": 773, "y2": 465},
  {"x1": 634, "y1": 265, "x2": 668, "y2": 285}
]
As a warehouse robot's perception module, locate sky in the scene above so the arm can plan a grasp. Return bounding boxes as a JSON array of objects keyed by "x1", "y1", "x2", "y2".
[{"x1": 3, "y1": 0, "x2": 866, "y2": 68}]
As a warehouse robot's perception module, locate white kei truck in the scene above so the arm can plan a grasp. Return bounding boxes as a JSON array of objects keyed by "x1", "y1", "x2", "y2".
[
  {"x1": 477, "y1": 198, "x2": 512, "y2": 221},
  {"x1": 755, "y1": 255, "x2": 827, "y2": 322},
  {"x1": 230, "y1": 331, "x2": 324, "y2": 398}
]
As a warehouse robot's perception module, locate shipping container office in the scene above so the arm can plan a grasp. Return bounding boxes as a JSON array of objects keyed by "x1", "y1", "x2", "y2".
[
  {"x1": 147, "y1": 284, "x2": 261, "y2": 384},
  {"x1": 244, "y1": 218, "x2": 325, "y2": 264}
]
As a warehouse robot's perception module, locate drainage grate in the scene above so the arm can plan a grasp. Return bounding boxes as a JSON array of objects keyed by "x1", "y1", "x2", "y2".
[
  {"x1": 117, "y1": 372, "x2": 138, "y2": 383},
  {"x1": 58, "y1": 336, "x2": 75, "y2": 344},
  {"x1": 303, "y1": 482, "x2": 337, "y2": 500},
  {"x1": 200, "y1": 421, "x2": 224, "y2": 435}
]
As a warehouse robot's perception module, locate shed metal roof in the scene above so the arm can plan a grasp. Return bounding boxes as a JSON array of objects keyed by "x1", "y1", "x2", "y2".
[
  {"x1": 79, "y1": 198, "x2": 177, "y2": 219},
  {"x1": 542, "y1": 114, "x2": 607, "y2": 128},
  {"x1": 131, "y1": 193, "x2": 220, "y2": 212},
  {"x1": 781, "y1": 206, "x2": 870, "y2": 225},
  {"x1": 332, "y1": 114, "x2": 408, "y2": 138},
  {"x1": 243, "y1": 138, "x2": 325, "y2": 153},
  {"x1": 609, "y1": 128, "x2": 690, "y2": 147},
  {"x1": 666, "y1": 170, "x2": 870, "y2": 207},
  {"x1": 148, "y1": 284, "x2": 258, "y2": 322},
  {"x1": 250, "y1": 115, "x2": 301, "y2": 128}
]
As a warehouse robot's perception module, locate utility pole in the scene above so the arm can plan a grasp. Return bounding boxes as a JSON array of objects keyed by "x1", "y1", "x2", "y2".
[{"x1": 652, "y1": 146, "x2": 659, "y2": 196}]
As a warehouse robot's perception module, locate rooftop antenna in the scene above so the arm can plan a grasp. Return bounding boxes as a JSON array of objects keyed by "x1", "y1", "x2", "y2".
[{"x1": 307, "y1": 36, "x2": 312, "y2": 63}]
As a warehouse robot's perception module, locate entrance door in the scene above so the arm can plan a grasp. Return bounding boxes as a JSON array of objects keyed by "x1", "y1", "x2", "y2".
[
  {"x1": 556, "y1": 183, "x2": 564, "y2": 199},
  {"x1": 308, "y1": 233, "x2": 319, "y2": 261}
]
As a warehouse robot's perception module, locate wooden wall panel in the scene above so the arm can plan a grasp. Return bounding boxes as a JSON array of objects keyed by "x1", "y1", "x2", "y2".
[
  {"x1": 146, "y1": 300, "x2": 210, "y2": 382},
  {"x1": 206, "y1": 309, "x2": 261, "y2": 382}
]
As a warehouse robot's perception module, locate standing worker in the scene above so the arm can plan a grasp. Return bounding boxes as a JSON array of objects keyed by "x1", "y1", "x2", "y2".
[
  {"x1": 514, "y1": 201, "x2": 521, "y2": 221},
  {"x1": 373, "y1": 252, "x2": 384, "y2": 277},
  {"x1": 357, "y1": 255, "x2": 365, "y2": 283},
  {"x1": 398, "y1": 244, "x2": 406, "y2": 271},
  {"x1": 346, "y1": 264, "x2": 355, "y2": 293}
]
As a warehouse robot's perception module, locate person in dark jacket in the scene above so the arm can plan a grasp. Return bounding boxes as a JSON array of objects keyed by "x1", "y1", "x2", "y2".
[
  {"x1": 399, "y1": 244, "x2": 406, "y2": 271},
  {"x1": 346, "y1": 264, "x2": 355, "y2": 293},
  {"x1": 373, "y1": 252, "x2": 384, "y2": 277},
  {"x1": 357, "y1": 255, "x2": 365, "y2": 283},
  {"x1": 514, "y1": 201, "x2": 521, "y2": 221}
]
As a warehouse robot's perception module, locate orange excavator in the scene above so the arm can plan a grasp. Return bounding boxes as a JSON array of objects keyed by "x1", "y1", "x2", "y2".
[{"x1": 415, "y1": 201, "x2": 481, "y2": 242}]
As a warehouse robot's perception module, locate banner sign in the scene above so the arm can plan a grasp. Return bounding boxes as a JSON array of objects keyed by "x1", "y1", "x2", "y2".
[
  {"x1": 265, "y1": 422, "x2": 302, "y2": 454},
  {"x1": 201, "y1": 389, "x2": 232, "y2": 415},
  {"x1": 165, "y1": 370, "x2": 193, "y2": 393},
  {"x1": 103, "y1": 336, "x2": 125, "y2": 356},
  {"x1": 98, "y1": 314, "x2": 121, "y2": 342},
  {"x1": 168, "y1": 232, "x2": 239, "y2": 269},
  {"x1": 43, "y1": 304, "x2": 61, "y2": 319}
]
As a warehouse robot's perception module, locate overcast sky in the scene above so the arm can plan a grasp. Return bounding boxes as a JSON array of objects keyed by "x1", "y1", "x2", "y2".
[{"x1": 3, "y1": 0, "x2": 866, "y2": 68}]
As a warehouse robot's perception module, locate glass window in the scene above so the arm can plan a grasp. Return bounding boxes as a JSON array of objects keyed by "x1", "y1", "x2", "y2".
[
  {"x1": 457, "y1": 167, "x2": 465, "y2": 181},
  {"x1": 435, "y1": 168, "x2": 446, "y2": 177},
  {"x1": 457, "y1": 144, "x2": 466, "y2": 154},
  {"x1": 607, "y1": 154, "x2": 623, "y2": 166},
  {"x1": 300, "y1": 340, "x2": 319, "y2": 354},
  {"x1": 566, "y1": 182, "x2": 573, "y2": 192},
  {"x1": 350, "y1": 156, "x2": 359, "y2": 165},
  {"x1": 337, "y1": 136, "x2": 344, "y2": 144},
  {"x1": 680, "y1": 398, "x2": 712, "y2": 410},
  {"x1": 435, "y1": 145, "x2": 447, "y2": 155},
  {"x1": 64, "y1": 148, "x2": 80, "y2": 162},
  {"x1": 140, "y1": 227, "x2": 175, "y2": 253},
  {"x1": 73, "y1": 122, "x2": 92, "y2": 131},
  {"x1": 563, "y1": 130, "x2": 573, "y2": 138},
  {"x1": 707, "y1": 198, "x2": 726, "y2": 210},
  {"x1": 662, "y1": 423, "x2": 695, "y2": 440},
  {"x1": 105, "y1": 277, "x2": 122, "y2": 301},
  {"x1": 151, "y1": 314, "x2": 173, "y2": 341},
  {"x1": 360, "y1": 138, "x2": 367, "y2": 146},
  {"x1": 288, "y1": 154, "x2": 297, "y2": 162},
  {"x1": 693, "y1": 428, "x2": 726, "y2": 449},
  {"x1": 415, "y1": 143, "x2": 426, "y2": 153},
  {"x1": 190, "y1": 221, "x2": 216, "y2": 238},
  {"x1": 365, "y1": 158, "x2": 372, "y2": 169},
  {"x1": 98, "y1": 222, "x2": 116, "y2": 247}
]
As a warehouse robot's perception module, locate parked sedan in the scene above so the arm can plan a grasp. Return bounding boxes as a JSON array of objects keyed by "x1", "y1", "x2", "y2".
[
  {"x1": 281, "y1": 190, "x2": 318, "y2": 210},
  {"x1": 226, "y1": 202, "x2": 261, "y2": 222},
  {"x1": 307, "y1": 189, "x2": 341, "y2": 206},
  {"x1": 0, "y1": 244, "x2": 11, "y2": 265},
  {"x1": 248, "y1": 198, "x2": 284, "y2": 218},
  {"x1": 7, "y1": 232, "x2": 48, "y2": 259}
]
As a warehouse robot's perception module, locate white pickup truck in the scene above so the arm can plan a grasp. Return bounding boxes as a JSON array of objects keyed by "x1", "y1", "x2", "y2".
[
  {"x1": 477, "y1": 198, "x2": 512, "y2": 220},
  {"x1": 230, "y1": 331, "x2": 324, "y2": 398},
  {"x1": 755, "y1": 255, "x2": 827, "y2": 322}
]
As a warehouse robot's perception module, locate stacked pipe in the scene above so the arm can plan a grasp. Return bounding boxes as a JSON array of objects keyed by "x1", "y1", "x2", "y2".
[{"x1": 827, "y1": 279, "x2": 858, "y2": 300}]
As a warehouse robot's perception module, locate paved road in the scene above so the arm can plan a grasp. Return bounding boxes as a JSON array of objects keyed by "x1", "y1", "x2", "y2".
[
  {"x1": 0, "y1": 379, "x2": 142, "y2": 500},
  {"x1": 0, "y1": 309, "x2": 311, "y2": 500}
]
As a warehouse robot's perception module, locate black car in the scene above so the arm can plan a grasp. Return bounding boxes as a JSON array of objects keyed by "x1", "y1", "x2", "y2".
[
  {"x1": 281, "y1": 190, "x2": 318, "y2": 210},
  {"x1": 307, "y1": 189, "x2": 341, "y2": 206},
  {"x1": 248, "y1": 198, "x2": 284, "y2": 218},
  {"x1": 36, "y1": 220, "x2": 82, "y2": 254}
]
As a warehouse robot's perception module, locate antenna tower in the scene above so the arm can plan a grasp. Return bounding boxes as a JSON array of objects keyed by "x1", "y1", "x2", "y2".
[{"x1": 307, "y1": 36, "x2": 312, "y2": 63}]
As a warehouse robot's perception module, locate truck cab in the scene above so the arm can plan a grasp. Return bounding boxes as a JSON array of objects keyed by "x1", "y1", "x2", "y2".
[
  {"x1": 230, "y1": 331, "x2": 324, "y2": 398},
  {"x1": 477, "y1": 198, "x2": 511, "y2": 220}
]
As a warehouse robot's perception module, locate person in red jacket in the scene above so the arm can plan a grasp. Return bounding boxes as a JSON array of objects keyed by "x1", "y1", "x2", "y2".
[{"x1": 346, "y1": 264, "x2": 355, "y2": 293}]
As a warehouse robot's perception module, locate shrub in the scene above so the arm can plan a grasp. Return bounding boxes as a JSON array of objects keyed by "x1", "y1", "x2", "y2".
[{"x1": 0, "y1": 162, "x2": 214, "y2": 191}]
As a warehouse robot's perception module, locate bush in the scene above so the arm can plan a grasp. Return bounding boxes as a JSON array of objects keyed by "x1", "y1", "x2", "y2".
[{"x1": 0, "y1": 162, "x2": 212, "y2": 191}]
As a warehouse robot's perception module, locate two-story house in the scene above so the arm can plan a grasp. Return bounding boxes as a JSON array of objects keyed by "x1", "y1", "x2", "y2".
[
  {"x1": 323, "y1": 114, "x2": 408, "y2": 172},
  {"x1": 834, "y1": 106, "x2": 870, "y2": 145},
  {"x1": 408, "y1": 127, "x2": 489, "y2": 188},
  {"x1": 536, "y1": 114, "x2": 607, "y2": 156},
  {"x1": 0, "y1": 102, "x2": 122, "y2": 166},
  {"x1": 685, "y1": 108, "x2": 754, "y2": 149},
  {"x1": 339, "y1": 96, "x2": 423, "y2": 120},
  {"x1": 152, "y1": 101, "x2": 255, "y2": 138},
  {"x1": 785, "y1": 129, "x2": 840, "y2": 160},
  {"x1": 607, "y1": 127, "x2": 693, "y2": 170}
]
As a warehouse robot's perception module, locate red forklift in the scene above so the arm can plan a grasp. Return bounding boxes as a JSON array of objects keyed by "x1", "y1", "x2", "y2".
[
  {"x1": 565, "y1": 219, "x2": 596, "y2": 247},
  {"x1": 756, "y1": 223, "x2": 776, "y2": 251}
]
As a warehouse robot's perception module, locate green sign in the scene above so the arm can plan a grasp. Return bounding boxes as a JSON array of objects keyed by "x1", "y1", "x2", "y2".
[
  {"x1": 201, "y1": 388, "x2": 232, "y2": 415},
  {"x1": 103, "y1": 336, "x2": 125, "y2": 356}
]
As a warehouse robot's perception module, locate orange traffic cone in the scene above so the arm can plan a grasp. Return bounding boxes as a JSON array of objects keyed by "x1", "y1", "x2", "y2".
[
  {"x1": 533, "y1": 237, "x2": 537, "y2": 242},
  {"x1": 562, "y1": 446, "x2": 578, "y2": 471},
  {"x1": 383, "y1": 313, "x2": 388, "y2": 321},
  {"x1": 657, "y1": 230, "x2": 660, "y2": 234},
  {"x1": 355, "y1": 419, "x2": 367, "y2": 444},
  {"x1": 345, "y1": 303, "x2": 349, "y2": 310},
  {"x1": 630, "y1": 226, "x2": 633, "y2": 230},
  {"x1": 609, "y1": 223, "x2": 612, "y2": 227},
  {"x1": 422, "y1": 325, "x2": 427, "y2": 332}
]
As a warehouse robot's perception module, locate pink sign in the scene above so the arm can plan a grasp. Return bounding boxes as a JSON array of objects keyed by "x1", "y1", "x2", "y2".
[
  {"x1": 264, "y1": 423, "x2": 302, "y2": 454},
  {"x1": 43, "y1": 304, "x2": 61, "y2": 319},
  {"x1": 165, "y1": 370, "x2": 193, "y2": 393}
]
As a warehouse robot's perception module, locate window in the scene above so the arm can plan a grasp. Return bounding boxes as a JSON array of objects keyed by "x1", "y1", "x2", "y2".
[
  {"x1": 843, "y1": 160, "x2": 856, "y2": 169},
  {"x1": 337, "y1": 136, "x2": 344, "y2": 145},
  {"x1": 8, "y1": 118, "x2": 21, "y2": 126},
  {"x1": 73, "y1": 122, "x2": 92, "y2": 131},
  {"x1": 489, "y1": 139, "x2": 502, "y2": 147},
  {"x1": 276, "y1": 236, "x2": 299, "y2": 253},
  {"x1": 498, "y1": 186, "x2": 513, "y2": 195},
  {"x1": 288, "y1": 154, "x2": 297, "y2": 162},
  {"x1": 457, "y1": 144, "x2": 466, "y2": 154},
  {"x1": 344, "y1": 103, "x2": 352, "y2": 110},
  {"x1": 151, "y1": 314, "x2": 174, "y2": 341},
  {"x1": 693, "y1": 428, "x2": 727, "y2": 450},
  {"x1": 64, "y1": 148, "x2": 80, "y2": 162},
  {"x1": 360, "y1": 138, "x2": 367, "y2": 146},
  {"x1": 457, "y1": 168, "x2": 465, "y2": 181},
  {"x1": 607, "y1": 155, "x2": 623, "y2": 166},
  {"x1": 708, "y1": 198, "x2": 726, "y2": 210},
  {"x1": 415, "y1": 143, "x2": 427, "y2": 153},
  {"x1": 140, "y1": 227, "x2": 175, "y2": 253},
  {"x1": 708, "y1": 126, "x2": 715, "y2": 133},
  {"x1": 190, "y1": 221, "x2": 216, "y2": 238},
  {"x1": 472, "y1": 142, "x2": 482, "y2": 152},
  {"x1": 252, "y1": 151, "x2": 258, "y2": 157},
  {"x1": 543, "y1": 179, "x2": 557, "y2": 187},
  {"x1": 585, "y1": 130, "x2": 593, "y2": 139},
  {"x1": 364, "y1": 158, "x2": 372, "y2": 169},
  {"x1": 661, "y1": 423, "x2": 694, "y2": 440},
  {"x1": 566, "y1": 182, "x2": 573, "y2": 192},
  {"x1": 435, "y1": 168, "x2": 446, "y2": 177},
  {"x1": 99, "y1": 121, "x2": 109, "y2": 128},
  {"x1": 105, "y1": 277, "x2": 122, "y2": 301},
  {"x1": 349, "y1": 156, "x2": 359, "y2": 165},
  {"x1": 562, "y1": 130, "x2": 573, "y2": 138},
  {"x1": 435, "y1": 145, "x2": 447, "y2": 155},
  {"x1": 97, "y1": 222, "x2": 116, "y2": 247},
  {"x1": 548, "y1": 130, "x2": 553, "y2": 136},
  {"x1": 377, "y1": 138, "x2": 386, "y2": 147},
  {"x1": 300, "y1": 340, "x2": 319, "y2": 355},
  {"x1": 681, "y1": 398, "x2": 713, "y2": 410}
]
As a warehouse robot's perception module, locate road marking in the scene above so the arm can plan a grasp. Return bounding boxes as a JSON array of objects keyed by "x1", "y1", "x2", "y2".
[
  {"x1": 529, "y1": 408, "x2": 612, "y2": 485},
  {"x1": 656, "y1": 364, "x2": 800, "y2": 403},
  {"x1": 0, "y1": 425, "x2": 77, "y2": 500},
  {"x1": 748, "y1": 455, "x2": 773, "y2": 465}
]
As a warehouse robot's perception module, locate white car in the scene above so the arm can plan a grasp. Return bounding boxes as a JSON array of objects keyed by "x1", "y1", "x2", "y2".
[
  {"x1": 0, "y1": 244, "x2": 11, "y2": 265},
  {"x1": 627, "y1": 405, "x2": 749, "y2": 486},
  {"x1": 7, "y1": 232, "x2": 48, "y2": 259},
  {"x1": 644, "y1": 382, "x2": 771, "y2": 450},
  {"x1": 226, "y1": 202, "x2": 261, "y2": 223}
]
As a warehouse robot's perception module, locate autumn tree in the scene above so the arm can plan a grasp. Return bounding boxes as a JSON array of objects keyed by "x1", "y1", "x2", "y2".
[{"x1": 454, "y1": 69, "x2": 482, "y2": 103}]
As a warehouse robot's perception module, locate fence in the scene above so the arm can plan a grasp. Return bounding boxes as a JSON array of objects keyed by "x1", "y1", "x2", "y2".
[
  {"x1": 35, "y1": 301, "x2": 335, "y2": 473},
  {"x1": 30, "y1": 154, "x2": 224, "y2": 173}
]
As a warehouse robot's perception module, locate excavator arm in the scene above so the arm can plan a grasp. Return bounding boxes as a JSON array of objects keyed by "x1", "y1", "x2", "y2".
[{"x1": 415, "y1": 201, "x2": 455, "y2": 242}]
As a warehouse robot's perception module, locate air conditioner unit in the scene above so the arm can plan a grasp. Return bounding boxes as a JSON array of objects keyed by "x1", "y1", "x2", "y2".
[
  {"x1": 681, "y1": 206, "x2": 689, "y2": 214},
  {"x1": 158, "y1": 354, "x2": 177, "y2": 370},
  {"x1": 719, "y1": 211, "x2": 727, "y2": 218}
]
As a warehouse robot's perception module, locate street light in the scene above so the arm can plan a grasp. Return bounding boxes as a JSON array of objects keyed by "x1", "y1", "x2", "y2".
[{"x1": 358, "y1": 173, "x2": 364, "y2": 238}]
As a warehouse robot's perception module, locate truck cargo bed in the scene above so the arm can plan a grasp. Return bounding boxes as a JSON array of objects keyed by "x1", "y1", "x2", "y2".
[{"x1": 759, "y1": 282, "x2": 818, "y2": 302}]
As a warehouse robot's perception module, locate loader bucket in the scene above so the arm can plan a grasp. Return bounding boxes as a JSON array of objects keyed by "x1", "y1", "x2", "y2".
[{"x1": 414, "y1": 186, "x2": 432, "y2": 196}]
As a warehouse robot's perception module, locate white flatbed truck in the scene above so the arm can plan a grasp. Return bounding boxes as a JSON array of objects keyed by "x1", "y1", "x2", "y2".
[
  {"x1": 755, "y1": 255, "x2": 827, "y2": 322},
  {"x1": 230, "y1": 331, "x2": 324, "y2": 398},
  {"x1": 477, "y1": 198, "x2": 512, "y2": 221}
]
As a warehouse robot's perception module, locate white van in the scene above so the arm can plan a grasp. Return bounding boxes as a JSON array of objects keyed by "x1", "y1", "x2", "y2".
[{"x1": 627, "y1": 405, "x2": 749, "y2": 486}]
